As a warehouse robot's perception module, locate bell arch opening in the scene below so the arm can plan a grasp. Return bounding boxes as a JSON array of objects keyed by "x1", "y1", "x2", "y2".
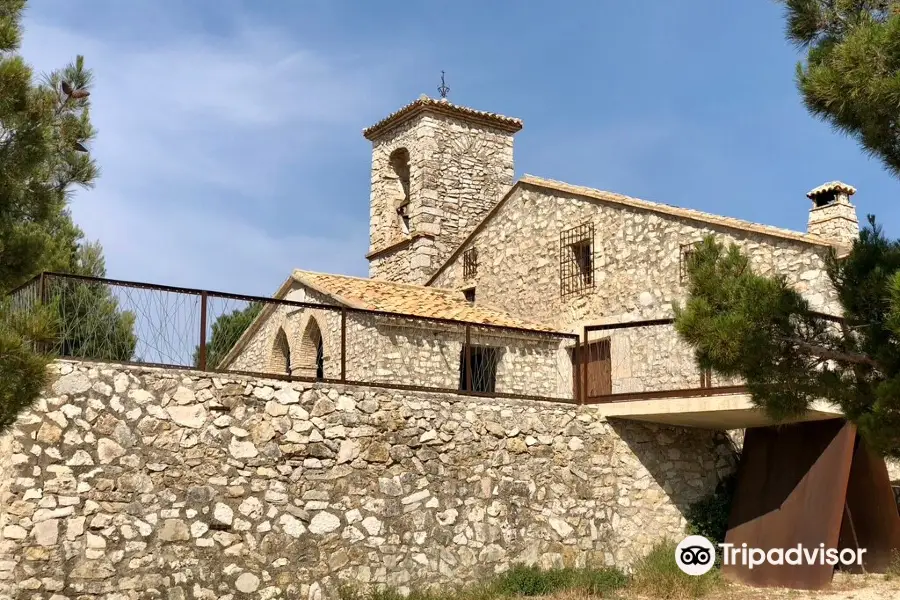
[
  {"x1": 268, "y1": 327, "x2": 291, "y2": 375},
  {"x1": 389, "y1": 147, "x2": 411, "y2": 235},
  {"x1": 297, "y1": 317, "x2": 325, "y2": 379}
]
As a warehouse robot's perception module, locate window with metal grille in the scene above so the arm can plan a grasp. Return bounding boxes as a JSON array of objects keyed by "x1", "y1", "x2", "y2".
[
  {"x1": 463, "y1": 247, "x2": 478, "y2": 280},
  {"x1": 680, "y1": 242, "x2": 700, "y2": 283},
  {"x1": 560, "y1": 222, "x2": 595, "y2": 296},
  {"x1": 459, "y1": 345, "x2": 499, "y2": 393}
]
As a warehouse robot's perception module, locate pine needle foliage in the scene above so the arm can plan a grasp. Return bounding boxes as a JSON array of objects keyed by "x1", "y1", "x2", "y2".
[
  {"x1": 675, "y1": 217, "x2": 900, "y2": 456},
  {"x1": 780, "y1": 0, "x2": 900, "y2": 176},
  {"x1": 0, "y1": 0, "x2": 130, "y2": 433}
]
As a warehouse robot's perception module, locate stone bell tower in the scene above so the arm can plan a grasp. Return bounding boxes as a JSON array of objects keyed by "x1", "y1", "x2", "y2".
[{"x1": 363, "y1": 95, "x2": 523, "y2": 285}]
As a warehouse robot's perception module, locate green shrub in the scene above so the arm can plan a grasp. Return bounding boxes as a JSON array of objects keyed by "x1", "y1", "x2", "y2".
[
  {"x1": 685, "y1": 473, "x2": 736, "y2": 545},
  {"x1": 630, "y1": 540, "x2": 723, "y2": 599}
]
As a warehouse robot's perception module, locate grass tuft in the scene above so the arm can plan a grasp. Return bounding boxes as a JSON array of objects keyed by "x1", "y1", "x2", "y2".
[
  {"x1": 885, "y1": 549, "x2": 900, "y2": 581},
  {"x1": 629, "y1": 540, "x2": 723, "y2": 599},
  {"x1": 492, "y1": 564, "x2": 628, "y2": 597},
  {"x1": 337, "y1": 564, "x2": 627, "y2": 600}
]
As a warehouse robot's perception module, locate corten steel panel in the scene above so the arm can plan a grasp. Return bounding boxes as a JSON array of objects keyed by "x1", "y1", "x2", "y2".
[
  {"x1": 723, "y1": 420, "x2": 856, "y2": 590},
  {"x1": 838, "y1": 438, "x2": 900, "y2": 573}
]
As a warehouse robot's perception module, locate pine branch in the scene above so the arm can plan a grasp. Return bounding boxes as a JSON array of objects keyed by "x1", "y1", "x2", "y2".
[{"x1": 779, "y1": 336, "x2": 882, "y2": 370}]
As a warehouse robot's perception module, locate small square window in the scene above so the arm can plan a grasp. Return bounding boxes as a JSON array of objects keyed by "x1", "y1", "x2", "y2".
[
  {"x1": 459, "y1": 345, "x2": 498, "y2": 393},
  {"x1": 463, "y1": 247, "x2": 478, "y2": 280},
  {"x1": 573, "y1": 241, "x2": 593, "y2": 286},
  {"x1": 560, "y1": 222, "x2": 595, "y2": 296},
  {"x1": 463, "y1": 287, "x2": 476, "y2": 303}
]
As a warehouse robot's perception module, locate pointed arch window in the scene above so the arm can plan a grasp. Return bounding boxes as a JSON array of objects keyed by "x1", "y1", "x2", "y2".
[
  {"x1": 298, "y1": 317, "x2": 325, "y2": 380},
  {"x1": 269, "y1": 328, "x2": 291, "y2": 375}
]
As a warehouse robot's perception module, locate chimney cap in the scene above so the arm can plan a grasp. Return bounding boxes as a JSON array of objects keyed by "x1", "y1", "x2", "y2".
[{"x1": 806, "y1": 181, "x2": 856, "y2": 200}]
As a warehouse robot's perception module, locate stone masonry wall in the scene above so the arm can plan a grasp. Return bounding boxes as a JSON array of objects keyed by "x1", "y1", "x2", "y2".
[
  {"x1": 367, "y1": 110, "x2": 516, "y2": 285},
  {"x1": 368, "y1": 237, "x2": 440, "y2": 290},
  {"x1": 0, "y1": 361, "x2": 737, "y2": 599},
  {"x1": 598, "y1": 324, "x2": 741, "y2": 394},
  {"x1": 226, "y1": 285, "x2": 342, "y2": 381},
  {"x1": 227, "y1": 283, "x2": 571, "y2": 399},
  {"x1": 343, "y1": 316, "x2": 571, "y2": 398},
  {"x1": 432, "y1": 186, "x2": 842, "y2": 393},
  {"x1": 807, "y1": 201, "x2": 859, "y2": 248}
]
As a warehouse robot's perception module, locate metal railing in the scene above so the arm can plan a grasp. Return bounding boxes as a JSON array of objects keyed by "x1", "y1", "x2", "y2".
[
  {"x1": 578, "y1": 313, "x2": 843, "y2": 404},
  {"x1": 578, "y1": 318, "x2": 747, "y2": 404},
  {"x1": 6, "y1": 272, "x2": 580, "y2": 404}
]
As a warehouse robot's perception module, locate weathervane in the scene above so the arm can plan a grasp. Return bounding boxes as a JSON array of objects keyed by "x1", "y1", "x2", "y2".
[{"x1": 438, "y1": 71, "x2": 450, "y2": 99}]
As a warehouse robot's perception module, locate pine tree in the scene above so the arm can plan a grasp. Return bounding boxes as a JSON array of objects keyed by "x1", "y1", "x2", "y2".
[
  {"x1": 0, "y1": 0, "x2": 130, "y2": 431},
  {"x1": 194, "y1": 303, "x2": 262, "y2": 370},
  {"x1": 674, "y1": 219, "x2": 900, "y2": 456},
  {"x1": 780, "y1": 1, "x2": 900, "y2": 175},
  {"x1": 51, "y1": 242, "x2": 137, "y2": 362}
]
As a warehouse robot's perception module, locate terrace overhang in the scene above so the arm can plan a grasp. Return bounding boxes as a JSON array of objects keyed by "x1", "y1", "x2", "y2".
[{"x1": 591, "y1": 390, "x2": 843, "y2": 429}]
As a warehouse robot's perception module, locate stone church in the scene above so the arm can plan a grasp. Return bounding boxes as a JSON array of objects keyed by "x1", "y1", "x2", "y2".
[
  {"x1": 0, "y1": 94, "x2": 872, "y2": 598},
  {"x1": 224, "y1": 94, "x2": 857, "y2": 413}
]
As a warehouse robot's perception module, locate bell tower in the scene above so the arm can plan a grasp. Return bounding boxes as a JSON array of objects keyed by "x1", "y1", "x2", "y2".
[{"x1": 363, "y1": 94, "x2": 523, "y2": 285}]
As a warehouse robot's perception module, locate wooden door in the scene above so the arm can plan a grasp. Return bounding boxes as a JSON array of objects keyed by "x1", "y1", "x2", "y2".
[{"x1": 573, "y1": 339, "x2": 612, "y2": 401}]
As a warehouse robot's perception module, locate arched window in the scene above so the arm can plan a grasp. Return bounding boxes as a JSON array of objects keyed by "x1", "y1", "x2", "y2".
[
  {"x1": 269, "y1": 328, "x2": 291, "y2": 375},
  {"x1": 297, "y1": 317, "x2": 325, "y2": 380},
  {"x1": 389, "y1": 148, "x2": 411, "y2": 235}
]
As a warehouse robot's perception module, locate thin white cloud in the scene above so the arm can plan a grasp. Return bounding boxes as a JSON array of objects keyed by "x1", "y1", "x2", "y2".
[{"x1": 19, "y1": 13, "x2": 399, "y2": 295}]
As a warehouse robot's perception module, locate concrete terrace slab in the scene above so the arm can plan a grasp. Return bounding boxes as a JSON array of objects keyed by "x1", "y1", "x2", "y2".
[{"x1": 592, "y1": 393, "x2": 844, "y2": 429}]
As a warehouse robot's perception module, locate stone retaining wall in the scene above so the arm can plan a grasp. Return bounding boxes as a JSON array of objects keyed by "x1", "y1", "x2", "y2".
[{"x1": 0, "y1": 361, "x2": 737, "y2": 599}]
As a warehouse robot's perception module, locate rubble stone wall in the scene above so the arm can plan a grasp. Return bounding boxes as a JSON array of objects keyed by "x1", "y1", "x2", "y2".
[
  {"x1": 431, "y1": 186, "x2": 843, "y2": 393},
  {"x1": 227, "y1": 284, "x2": 572, "y2": 399},
  {"x1": 0, "y1": 361, "x2": 737, "y2": 599},
  {"x1": 367, "y1": 112, "x2": 516, "y2": 285}
]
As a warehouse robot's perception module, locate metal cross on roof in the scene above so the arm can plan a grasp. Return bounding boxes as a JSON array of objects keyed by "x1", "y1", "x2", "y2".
[{"x1": 438, "y1": 71, "x2": 450, "y2": 99}]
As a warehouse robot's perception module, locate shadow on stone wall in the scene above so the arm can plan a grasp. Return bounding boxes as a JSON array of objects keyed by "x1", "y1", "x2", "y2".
[{"x1": 608, "y1": 419, "x2": 739, "y2": 517}]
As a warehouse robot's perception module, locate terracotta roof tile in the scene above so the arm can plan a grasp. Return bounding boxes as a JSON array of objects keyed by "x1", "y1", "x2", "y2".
[
  {"x1": 363, "y1": 96, "x2": 523, "y2": 140},
  {"x1": 292, "y1": 270, "x2": 557, "y2": 332},
  {"x1": 807, "y1": 181, "x2": 856, "y2": 199}
]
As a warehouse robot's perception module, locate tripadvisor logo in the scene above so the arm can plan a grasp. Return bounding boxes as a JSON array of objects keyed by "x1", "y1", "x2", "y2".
[
  {"x1": 675, "y1": 536, "x2": 716, "y2": 576},
  {"x1": 675, "y1": 535, "x2": 868, "y2": 575}
]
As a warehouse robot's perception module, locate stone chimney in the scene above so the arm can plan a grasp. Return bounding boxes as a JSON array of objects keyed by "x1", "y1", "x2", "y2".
[{"x1": 806, "y1": 181, "x2": 859, "y2": 247}]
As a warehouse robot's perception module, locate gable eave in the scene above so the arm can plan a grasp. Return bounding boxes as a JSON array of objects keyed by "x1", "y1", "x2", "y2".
[{"x1": 426, "y1": 175, "x2": 835, "y2": 287}]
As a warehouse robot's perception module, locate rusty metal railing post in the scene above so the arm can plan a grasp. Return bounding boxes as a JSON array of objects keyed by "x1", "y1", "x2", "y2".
[
  {"x1": 340, "y1": 308, "x2": 347, "y2": 382},
  {"x1": 37, "y1": 272, "x2": 48, "y2": 355},
  {"x1": 198, "y1": 291, "x2": 208, "y2": 371},
  {"x1": 464, "y1": 324, "x2": 472, "y2": 392},
  {"x1": 581, "y1": 325, "x2": 588, "y2": 403},
  {"x1": 574, "y1": 335, "x2": 581, "y2": 404},
  {"x1": 38, "y1": 272, "x2": 47, "y2": 306}
]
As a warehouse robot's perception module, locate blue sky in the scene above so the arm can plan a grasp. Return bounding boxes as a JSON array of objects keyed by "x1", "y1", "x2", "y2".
[{"x1": 20, "y1": 0, "x2": 900, "y2": 297}]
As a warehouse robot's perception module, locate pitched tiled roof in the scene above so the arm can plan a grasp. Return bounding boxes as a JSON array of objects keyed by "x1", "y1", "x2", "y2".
[
  {"x1": 425, "y1": 175, "x2": 834, "y2": 286},
  {"x1": 363, "y1": 96, "x2": 523, "y2": 140},
  {"x1": 522, "y1": 176, "x2": 832, "y2": 245},
  {"x1": 807, "y1": 181, "x2": 856, "y2": 199},
  {"x1": 292, "y1": 270, "x2": 556, "y2": 332}
]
